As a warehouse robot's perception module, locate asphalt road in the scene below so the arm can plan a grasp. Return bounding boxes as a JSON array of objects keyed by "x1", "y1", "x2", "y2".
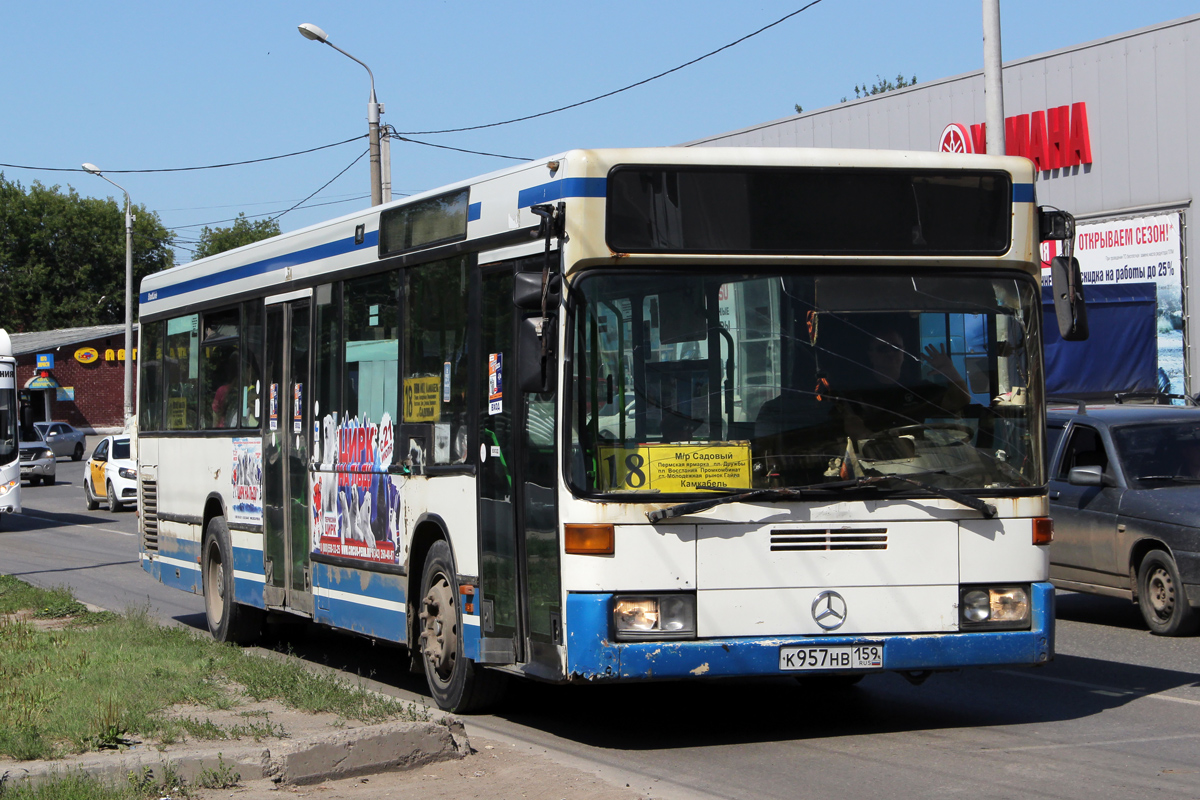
[{"x1": 3, "y1": 449, "x2": 1198, "y2": 799}]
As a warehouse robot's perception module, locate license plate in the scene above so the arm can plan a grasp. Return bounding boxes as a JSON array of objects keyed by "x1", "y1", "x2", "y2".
[{"x1": 779, "y1": 643, "x2": 883, "y2": 671}]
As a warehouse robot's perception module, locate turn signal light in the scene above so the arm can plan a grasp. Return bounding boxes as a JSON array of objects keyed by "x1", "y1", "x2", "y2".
[
  {"x1": 565, "y1": 523, "x2": 614, "y2": 555},
  {"x1": 1033, "y1": 517, "x2": 1053, "y2": 545}
]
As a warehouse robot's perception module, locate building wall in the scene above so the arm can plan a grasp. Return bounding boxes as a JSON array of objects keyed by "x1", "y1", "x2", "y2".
[
  {"x1": 17, "y1": 337, "x2": 138, "y2": 432},
  {"x1": 690, "y1": 14, "x2": 1200, "y2": 393}
]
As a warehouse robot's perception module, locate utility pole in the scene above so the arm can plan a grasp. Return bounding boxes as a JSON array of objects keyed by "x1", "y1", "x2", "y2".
[{"x1": 983, "y1": 0, "x2": 1006, "y2": 155}]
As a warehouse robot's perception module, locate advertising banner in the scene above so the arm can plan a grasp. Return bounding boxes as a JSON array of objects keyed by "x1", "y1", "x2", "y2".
[
  {"x1": 1042, "y1": 212, "x2": 1184, "y2": 394},
  {"x1": 230, "y1": 438, "x2": 263, "y2": 525}
]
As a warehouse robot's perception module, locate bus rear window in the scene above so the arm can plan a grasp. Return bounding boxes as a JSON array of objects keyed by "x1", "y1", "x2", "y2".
[{"x1": 606, "y1": 167, "x2": 1011, "y2": 255}]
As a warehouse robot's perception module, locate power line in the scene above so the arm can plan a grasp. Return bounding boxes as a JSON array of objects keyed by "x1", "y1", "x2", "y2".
[
  {"x1": 271, "y1": 150, "x2": 370, "y2": 223},
  {"x1": 0, "y1": 135, "x2": 366, "y2": 175},
  {"x1": 393, "y1": 135, "x2": 532, "y2": 162},
  {"x1": 396, "y1": 0, "x2": 827, "y2": 136},
  {"x1": 168, "y1": 194, "x2": 374, "y2": 231}
]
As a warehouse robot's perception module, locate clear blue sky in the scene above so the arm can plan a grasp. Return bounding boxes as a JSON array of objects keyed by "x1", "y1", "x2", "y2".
[{"x1": 3, "y1": 1, "x2": 1195, "y2": 262}]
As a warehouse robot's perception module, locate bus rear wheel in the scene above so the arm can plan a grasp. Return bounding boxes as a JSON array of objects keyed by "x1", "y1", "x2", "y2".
[
  {"x1": 202, "y1": 515, "x2": 263, "y2": 644},
  {"x1": 417, "y1": 540, "x2": 506, "y2": 713}
]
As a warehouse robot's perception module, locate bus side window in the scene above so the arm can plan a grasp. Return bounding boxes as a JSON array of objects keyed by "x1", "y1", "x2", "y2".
[{"x1": 404, "y1": 256, "x2": 470, "y2": 464}]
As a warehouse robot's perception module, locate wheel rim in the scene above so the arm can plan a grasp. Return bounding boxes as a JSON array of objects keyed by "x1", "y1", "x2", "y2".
[
  {"x1": 1146, "y1": 566, "x2": 1176, "y2": 621},
  {"x1": 204, "y1": 540, "x2": 226, "y2": 622},
  {"x1": 419, "y1": 572, "x2": 458, "y2": 686},
  {"x1": 108, "y1": 483, "x2": 116, "y2": 508}
]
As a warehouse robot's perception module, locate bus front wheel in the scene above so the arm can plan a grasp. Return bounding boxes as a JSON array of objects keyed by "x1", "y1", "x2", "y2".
[
  {"x1": 202, "y1": 515, "x2": 263, "y2": 644},
  {"x1": 417, "y1": 540, "x2": 506, "y2": 713}
]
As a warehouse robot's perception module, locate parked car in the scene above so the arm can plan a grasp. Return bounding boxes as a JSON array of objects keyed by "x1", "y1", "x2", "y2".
[
  {"x1": 33, "y1": 421, "x2": 86, "y2": 461},
  {"x1": 1047, "y1": 397, "x2": 1200, "y2": 636},
  {"x1": 19, "y1": 427, "x2": 56, "y2": 486},
  {"x1": 83, "y1": 435, "x2": 137, "y2": 512}
]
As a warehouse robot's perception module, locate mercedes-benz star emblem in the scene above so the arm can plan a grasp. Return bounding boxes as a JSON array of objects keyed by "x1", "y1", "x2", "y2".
[{"x1": 811, "y1": 590, "x2": 848, "y2": 631}]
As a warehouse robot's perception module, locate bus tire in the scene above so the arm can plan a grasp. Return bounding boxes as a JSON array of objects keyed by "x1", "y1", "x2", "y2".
[
  {"x1": 202, "y1": 515, "x2": 263, "y2": 644},
  {"x1": 1137, "y1": 549, "x2": 1199, "y2": 636},
  {"x1": 418, "y1": 540, "x2": 507, "y2": 713}
]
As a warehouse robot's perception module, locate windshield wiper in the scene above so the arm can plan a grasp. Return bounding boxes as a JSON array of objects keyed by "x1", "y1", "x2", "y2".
[
  {"x1": 646, "y1": 471, "x2": 996, "y2": 522},
  {"x1": 1136, "y1": 475, "x2": 1200, "y2": 484}
]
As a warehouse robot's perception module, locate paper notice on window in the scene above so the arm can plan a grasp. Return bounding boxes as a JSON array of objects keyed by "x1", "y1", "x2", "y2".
[
  {"x1": 404, "y1": 376, "x2": 442, "y2": 422},
  {"x1": 596, "y1": 442, "x2": 751, "y2": 493}
]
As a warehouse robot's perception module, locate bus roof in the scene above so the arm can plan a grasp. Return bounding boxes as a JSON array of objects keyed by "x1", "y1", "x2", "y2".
[{"x1": 139, "y1": 147, "x2": 1038, "y2": 320}]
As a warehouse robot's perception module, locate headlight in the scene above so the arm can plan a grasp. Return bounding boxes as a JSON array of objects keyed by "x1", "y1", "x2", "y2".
[
  {"x1": 613, "y1": 594, "x2": 696, "y2": 640},
  {"x1": 0, "y1": 479, "x2": 17, "y2": 494},
  {"x1": 35, "y1": 448, "x2": 53, "y2": 461},
  {"x1": 959, "y1": 585, "x2": 1031, "y2": 630},
  {"x1": 118, "y1": 467, "x2": 137, "y2": 480}
]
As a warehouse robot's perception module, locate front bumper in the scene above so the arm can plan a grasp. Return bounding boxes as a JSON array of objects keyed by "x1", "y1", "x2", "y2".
[
  {"x1": 21, "y1": 461, "x2": 55, "y2": 479},
  {"x1": 565, "y1": 582, "x2": 1055, "y2": 681}
]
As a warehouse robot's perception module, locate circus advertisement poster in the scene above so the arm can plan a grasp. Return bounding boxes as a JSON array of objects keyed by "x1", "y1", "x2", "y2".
[
  {"x1": 230, "y1": 437, "x2": 263, "y2": 525},
  {"x1": 311, "y1": 411, "x2": 401, "y2": 564}
]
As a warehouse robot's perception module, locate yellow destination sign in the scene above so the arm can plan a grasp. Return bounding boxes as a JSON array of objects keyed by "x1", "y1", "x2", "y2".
[
  {"x1": 597, "y1": 442, "x2": 751, "y2": 493},
  {"x1": 403, "y1": 376, "x2": 442, "y2": 422}
]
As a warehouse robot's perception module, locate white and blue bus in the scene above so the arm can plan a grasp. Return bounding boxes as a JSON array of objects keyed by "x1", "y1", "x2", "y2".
[
  {"x1": 138, "y1": 147, "x2": 1062, "y2": 711},
  {"x1": 0, "y1": 330, "x2": 19, "y2": 519}
]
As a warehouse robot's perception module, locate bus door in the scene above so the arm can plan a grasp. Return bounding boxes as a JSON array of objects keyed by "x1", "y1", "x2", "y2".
[
  {"x1": 262, "y1": 297, "x2": 313, "y2": 614},
  {"x1": 476, "y1": 265, "x2": 562, "y2": 667}
]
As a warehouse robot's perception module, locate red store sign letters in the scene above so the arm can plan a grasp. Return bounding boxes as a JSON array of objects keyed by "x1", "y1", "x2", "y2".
[{"x1": 940, "y1": 102, "x2": 1093, "y2": 171}]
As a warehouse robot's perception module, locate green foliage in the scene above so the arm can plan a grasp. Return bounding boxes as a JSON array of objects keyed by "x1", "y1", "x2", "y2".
[
  {"x1": 0, "y1": 576, "x2": 427, "y2": 762},
  {"x1": 0, "y1": 173, "x2": 174, "y2": 332},
  {"x1": 193, "y1": 213, "x2": 280, "y2": 260},
  {"x1": 852, "y1": 73, "x2": 917, "y2": 99}
]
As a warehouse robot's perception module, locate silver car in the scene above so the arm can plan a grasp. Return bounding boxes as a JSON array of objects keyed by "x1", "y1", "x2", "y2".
[
  {"x1": 19, "y1": 427, "x2": 56, "y2": 486},
  {"x1": 34, "y1": 421, "x2": 86, "y2": 461}
]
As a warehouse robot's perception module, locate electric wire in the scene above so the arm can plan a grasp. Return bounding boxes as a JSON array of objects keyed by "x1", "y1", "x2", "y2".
[
  {"x1": 392, "y1": 135, "x2": 532, "y2": 162},
  {"x1": 396, "y1": 0, "x2": 826, "y2": 135},
  {"x1": 0, "y1": 135, "x2": 366, "y2": 174},
  {"x1": 270, "y1": 149, "x2": 369, "y2": 223}
]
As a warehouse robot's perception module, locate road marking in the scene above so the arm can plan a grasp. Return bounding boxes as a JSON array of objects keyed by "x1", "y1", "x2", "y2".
[
  {"x1": 985, "y1": 732, "x2": 1200, "y2": 752},
  {"x1": 998, "y1": 669, "x2": 1200, "y2": 707},
  {"x1": 21, "y1": 509, "x2": 136, "y2": 537}
]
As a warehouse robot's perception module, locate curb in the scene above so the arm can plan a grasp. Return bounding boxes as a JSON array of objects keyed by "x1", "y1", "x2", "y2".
[{"x1": 1, "y1": 719, "x2": 470, "y2": 790}]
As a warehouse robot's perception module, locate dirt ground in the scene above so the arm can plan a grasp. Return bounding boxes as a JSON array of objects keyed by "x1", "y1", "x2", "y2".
[{"x1": 192, "y1": 735, "x2": 651, "y2": 800}]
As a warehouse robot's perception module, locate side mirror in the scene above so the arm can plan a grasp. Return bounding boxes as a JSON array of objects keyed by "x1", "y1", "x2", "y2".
[
  {"x1": 514, "y1": 272, "x2": 561, "y2": 311},
  {"x1": 1067, "y1": 464, "x2": 1103, "y2": 486},
  {"x1": 1051, "y1": 256, "x2": 1089, "y2": 341},
  {"x1": 518, "y1": 316, "x2": 557, "y2": 393}
]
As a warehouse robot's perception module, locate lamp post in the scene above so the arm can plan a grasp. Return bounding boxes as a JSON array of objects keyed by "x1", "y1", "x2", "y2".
[
  {"x1": 82, "y1": 163, "x2": 134, "y2": 423},
  {"x1": 298, "y1": 23, "x2": 383, "y2": 206}
]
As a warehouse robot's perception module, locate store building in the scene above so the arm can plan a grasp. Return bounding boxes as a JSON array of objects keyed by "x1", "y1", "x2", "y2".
[
  {"x1": 691, "y1": 14, "x2": 1199, "y2": 399},
  {"x1": 10, "y1": 324, "x2": 138, "y2": 433}
]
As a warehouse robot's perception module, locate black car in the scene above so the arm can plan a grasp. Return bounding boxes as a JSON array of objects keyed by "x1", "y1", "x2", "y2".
[{"x1": 1047, "y1": 398, "x2": 1200, "y2": 636}]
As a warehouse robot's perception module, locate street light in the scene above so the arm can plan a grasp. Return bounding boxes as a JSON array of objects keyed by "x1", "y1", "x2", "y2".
[
  {"x1": 82, "y1": 163, "x2": 135, "y2": 424},
  {"x1": 298, "y1": 22, "x2": 384, "y2": 206}
]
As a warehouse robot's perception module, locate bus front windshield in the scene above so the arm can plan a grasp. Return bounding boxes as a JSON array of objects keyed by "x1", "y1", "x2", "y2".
[{"x1": 569, "y1": 271, "x2": 1043, "y2": 497}]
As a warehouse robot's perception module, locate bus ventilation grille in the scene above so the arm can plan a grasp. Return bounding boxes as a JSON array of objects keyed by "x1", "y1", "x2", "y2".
[
  {"x1": 770, "y1": 528, "x2": 888, "y2": 552},
  {"x1": 141, "y1": 479, "x2": 159, "y2": 551}
]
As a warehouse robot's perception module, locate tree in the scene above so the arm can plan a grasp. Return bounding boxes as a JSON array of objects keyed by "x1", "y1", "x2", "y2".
[
  {"x1": 796, "y1": 73, "x2": 917, "y2": 112},
  {"x1": 0, "y1": 173, "x2": 175, "y2": 332},
  {"x1": 849, "y1": 73, "x2": 917, "y2": 101},
  {"x1": 194, "y1": 213, "x2": 281, "y2": 260}
]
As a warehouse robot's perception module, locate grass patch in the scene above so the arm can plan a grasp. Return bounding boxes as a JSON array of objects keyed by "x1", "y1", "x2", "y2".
[
  {"x1": 0, "y1": 764, "x2": 187, "y2": 800},
  {"x1": 0, "y1": 576, "x2": 429, "y2": 762}
]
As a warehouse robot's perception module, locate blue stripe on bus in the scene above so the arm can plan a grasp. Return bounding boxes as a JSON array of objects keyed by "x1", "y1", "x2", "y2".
[
  {"x1": 565, "y1": 583, "x2": 1053, "y2": 680},
  {"x1": 468, "y1": 202, "x2": 481, "y2": 222},
  {"x1": 517, "y1": 177, "x2": 607, "y2": 208},
  {"x1": 314, "y1": 592, "x2": 406, "y2": 643},
  {"x1": 312, "y1": 560, "x2": 407, "y2": 605},
  {"x1": 1013, "y1": 183, "x2": 1035, "y2": 203},
  {"x1": 141, "y1": 230, "x2": 380, "y2": 305}
]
